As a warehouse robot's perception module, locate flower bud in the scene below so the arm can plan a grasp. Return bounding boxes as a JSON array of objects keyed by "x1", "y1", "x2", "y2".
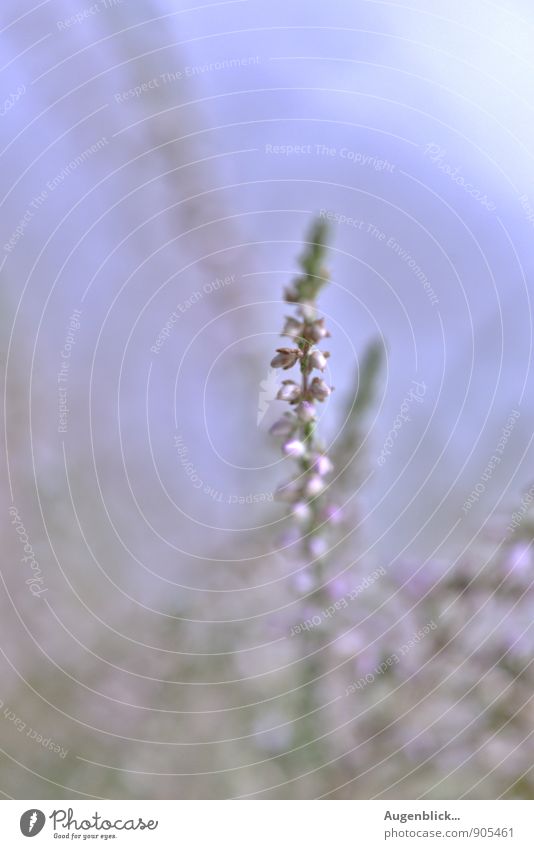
[
  {"x1": 271, "y1": 347, "x2": 302, "y2": 370},
  {"x1": 308, "y1": 536, "x2": 328, "y2": 558},
  {"x1": 282, "y1": 317, "x2": 304, "y2": 340},
  {"x1": 298, "y1": 302, "x2": 318, "y2": 322},
  {"x1": 269, "y1": 414, "x2": 296, "y2": 437},
  {"x1": 321, "y1": 504, "x2": 343, "y2": 525},
  {"x1": 282, "y1": 439, "x2": 306, "y2": 458},
  {"x1": 296, "y1": 401, "x2": 316, "y2": 423},
  {"x1": 309, "y1": 377, "x2": 332, "y2": 401},
  {"x1": 308, "y1": 349, "x2": 329, "y2": 371},
  {"x1": 284, "y1": 285, "x2": 300, "y2": 303},
  {"x1": 313, "y1": 454, "x2": 333, "y2": 476},
  {"x1": 291, "y1": 502, "x2": 312, "y2": 523},
  {"x1": 277, "y1": 380, "x2": 301, "y2": 403},
  {"x1": 305, "y1": 475, "x2": 325, "y2": 497},
  {"x1": 308, "y1": 318, "x2": 330, "y2": 342},
  {"x1": 332, "y1": 632, "x2": 363, "y2": 657},
  {"x1": 291, "y1": 569, "x2": 315, "y2": 592},
  {"x1": 326, "y1": 576, "x2": 350, "y2": 600}
]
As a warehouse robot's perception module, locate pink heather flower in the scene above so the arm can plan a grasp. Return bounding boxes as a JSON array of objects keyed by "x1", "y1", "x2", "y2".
[
  {"x1": 503, "y1": 542, "x2": 532, "y2": 579},
  {"x1": 313, "y1": 454, "x2": 333, "y2": 476},
  {"x1": 269, "y1": 415, "x2": 296, "y2": 437},
  {"x1": 308, "y1": 536, "x2": 328, "y2": 558},
  {"x1": 326, "y1": 576, "x2": 351, "y2": 600},
  {"x1": 308, "y1": 318, "x2": 330, "y2": 342},
  {"x1": 308, "y1": 349, "x2": 329, "y2": 371},
  {"x1": 284, "y1": 284, "x2": 300, "y2": 303},
  {"x1": 282, "y1": 439, "x2": 306, "y2": 458},
  {"x1": 271, "y1": 347, "x2": 302, "y2": 370},
  {"x1": 332, "y1": 631, "x2": 364, "y2": 657},
  {"x1": 321, "y1": 504, "x2": 343, "y2": 525},
  {"x1": 298, "y1": 302, "x2": 318, "y2": 322},
  {"x1": 305, "y1": 475, "x2": 325, "y2": 497},
  {"x1": 282, "y1": 316, "x2": 304, "y2": 340},
  {"x1": 291, "y1": 569, "x2": 316, "y2": 593},
  {"x1": 296, "y1": 401, "x2": 317, "y2": 423},
  {"x1": 277, "y1": 380, "x2": 301, "y2": 403},
  {"x1": 310, "y1": 377, "x2": 332, "y2": 401},
  {"x1": 291, "y1": 502, "x2": 312, "y2": 522}
]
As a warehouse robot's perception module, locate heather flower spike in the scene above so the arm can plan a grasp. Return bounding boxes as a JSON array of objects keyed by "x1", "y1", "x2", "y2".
[{"x1": 269, "y1": 218, "x2": 336, "y2": 558}]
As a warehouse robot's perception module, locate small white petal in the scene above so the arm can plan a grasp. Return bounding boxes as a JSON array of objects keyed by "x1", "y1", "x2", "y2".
[
  {"x1": 314, "y1": 455, "x2": 333, "y2": 476},
  {"x1": 283, "y1": 439, "x2": 306, "y2": 458},
  {"x1": 310, "y1": 377, "x2": 332, "y2": 401},
  {"x1": 305, "y1": 475, "x2": 325, "y2": 497},
  {"x1": 297, "y1": 401, "x2": 317, "y2": 423},
  {"x1": 269, "y1": 416, "x2": 295, "y2": 437},
  {"x1": 291, "y1": 502, "x2": 312, "y2": 522},
  {"x1": 309, "y1": 350, "x2": 328, "y2": 371}
]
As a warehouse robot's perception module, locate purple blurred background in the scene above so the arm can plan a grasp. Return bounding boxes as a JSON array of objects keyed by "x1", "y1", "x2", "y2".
[{"x1": 1, "y1": 0, "x2": 534, "y2": 799}]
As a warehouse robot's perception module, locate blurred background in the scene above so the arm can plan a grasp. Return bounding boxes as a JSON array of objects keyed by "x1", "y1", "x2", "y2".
[{"x1": 1, "y1": 0, "x2": 534, "y2": 799}]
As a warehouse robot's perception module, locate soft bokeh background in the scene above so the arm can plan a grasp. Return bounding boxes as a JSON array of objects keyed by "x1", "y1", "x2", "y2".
[{"x1": 1, "y1": 0, "x2": 534, "y2": 799}]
